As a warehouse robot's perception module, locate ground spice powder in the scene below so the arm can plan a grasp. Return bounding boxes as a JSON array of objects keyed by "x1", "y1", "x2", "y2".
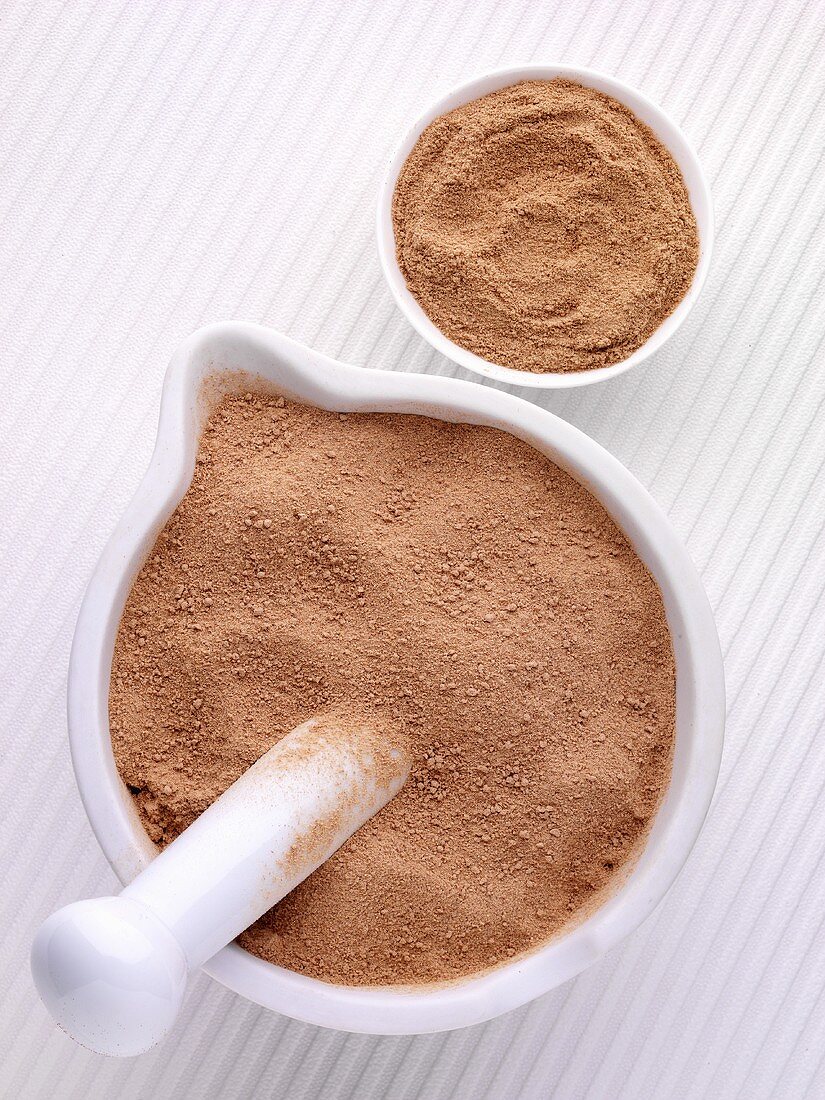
[
  {"x1": 110, "y1": 392, "x2": 676, "y2": 985},
  {"x1": 392, "y1": 79, "x2": 699, "y2": 374}
]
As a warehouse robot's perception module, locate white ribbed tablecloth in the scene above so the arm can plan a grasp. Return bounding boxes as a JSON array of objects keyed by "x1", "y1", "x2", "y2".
[{"x1": 2, "y1": 1, "x2": 824, "y2": 1097}]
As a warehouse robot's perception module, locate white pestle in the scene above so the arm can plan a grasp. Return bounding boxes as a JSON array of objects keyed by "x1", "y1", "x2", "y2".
[{"x1": 31, "y1": 716, "x2": 409, "y2": 1057}]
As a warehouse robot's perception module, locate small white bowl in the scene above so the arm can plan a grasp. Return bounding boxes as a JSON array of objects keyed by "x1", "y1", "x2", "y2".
[
  {"x1": 377, "y1": 65, "x2": 714, "y2": 388},
  {"x1": 68, "y1": 322, "x2": 724, "y2": 1034}
]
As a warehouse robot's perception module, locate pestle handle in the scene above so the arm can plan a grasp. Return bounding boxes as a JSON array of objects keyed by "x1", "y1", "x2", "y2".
[{"x1": 31, "y1": 717, "x2": 409, "y2": 1057}]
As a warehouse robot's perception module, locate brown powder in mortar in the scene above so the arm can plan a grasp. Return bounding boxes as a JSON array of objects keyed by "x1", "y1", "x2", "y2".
[
  {"x1": 392, "y1": 78, "x2": 699, "y2": 374},
  {"x1": 110, "y1": 392, "x2": 676, "y2": 986}
]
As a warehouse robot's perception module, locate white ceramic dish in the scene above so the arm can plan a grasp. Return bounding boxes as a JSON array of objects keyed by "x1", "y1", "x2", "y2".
[
  {"x1": 377, "y1": 64, "x2": 714, "y2": 389},
  {"x1": 68, "y1": 322, "x2": 724, "y2": 1034}
]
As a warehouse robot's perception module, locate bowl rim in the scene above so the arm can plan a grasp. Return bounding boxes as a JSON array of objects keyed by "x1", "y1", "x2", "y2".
[
  {"x1": 67, "y1": 321, "x2": 724, "y2": 1034},
  {"x1": 376, "y1": 63, "x2": 715, "y2": 389}
]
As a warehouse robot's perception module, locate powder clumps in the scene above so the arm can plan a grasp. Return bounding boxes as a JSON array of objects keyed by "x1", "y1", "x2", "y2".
[
  {"x1": 110, "y1": 391, "x2": 676, "y2": 986},
  {"x1": 392, "y1": 78, "x2": 699, "y2": 373}
]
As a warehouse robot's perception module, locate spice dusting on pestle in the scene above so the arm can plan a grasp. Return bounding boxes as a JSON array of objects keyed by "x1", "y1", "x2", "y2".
[
  {"x1": 392, "y1": 78, "x2": 699, "y2": 373},
  {"x1": 110, "y1": 392, "x2": 675, "y2": 986}
]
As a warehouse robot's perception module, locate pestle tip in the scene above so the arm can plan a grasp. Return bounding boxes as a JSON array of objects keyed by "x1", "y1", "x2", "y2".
[{"x1": 31, "y1": 896, "x2": 187, "y2": 1057}]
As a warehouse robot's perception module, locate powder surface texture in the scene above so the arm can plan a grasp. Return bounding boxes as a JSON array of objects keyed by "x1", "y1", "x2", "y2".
[
  {"x1": 392, "y1": 78, "x2": 699, "y2": 374},
  {"x1": 110, "y1": 392, "x2": 676, "y2": 986}
]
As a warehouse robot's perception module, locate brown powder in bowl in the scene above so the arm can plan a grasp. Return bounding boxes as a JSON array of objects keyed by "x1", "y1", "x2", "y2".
[
  {"x1": 391, "y1": 78, "x2": 699, "y2": 374},
  {"x1": 110, "y1": 392, "x2": 676, "y2": 986}
]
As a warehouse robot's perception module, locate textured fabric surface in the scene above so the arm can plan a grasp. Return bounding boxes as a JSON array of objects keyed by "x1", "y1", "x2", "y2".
[{"x1": 1, "y1": 0, "x2": 824, "y2": 1097}]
